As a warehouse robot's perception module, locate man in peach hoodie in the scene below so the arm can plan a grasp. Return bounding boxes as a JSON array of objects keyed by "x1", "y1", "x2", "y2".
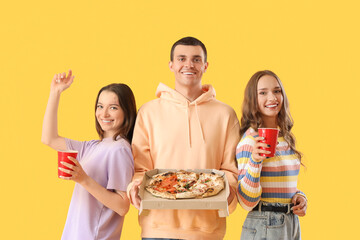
[{"x1": 127, "y1": 36, "x2": 240, "y2": 240}]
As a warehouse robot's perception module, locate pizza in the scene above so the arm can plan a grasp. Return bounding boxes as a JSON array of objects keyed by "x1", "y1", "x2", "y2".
[{"x1": 145, "y1": 170, "x2": 225, "y2": 200}]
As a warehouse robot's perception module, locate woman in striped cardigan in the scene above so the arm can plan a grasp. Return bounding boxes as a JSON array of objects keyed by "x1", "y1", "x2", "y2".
[{"x1": 236, "y1": 70, "x2": 307, "y2": 240}]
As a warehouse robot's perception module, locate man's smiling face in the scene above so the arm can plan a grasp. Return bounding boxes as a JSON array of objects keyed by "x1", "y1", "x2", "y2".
[{"x1": 169, "y1": 45, "x2": 208, "y2": 89}]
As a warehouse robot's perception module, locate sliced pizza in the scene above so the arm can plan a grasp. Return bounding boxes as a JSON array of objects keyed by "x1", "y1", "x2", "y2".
[{"x1": 145, "y1": 170, "x2": 225, "y2": 200}]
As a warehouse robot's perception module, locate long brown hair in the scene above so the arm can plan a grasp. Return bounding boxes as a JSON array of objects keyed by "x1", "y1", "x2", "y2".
[
  {"x1": 240, "y1": 70, "x2": 302, "y2": 161},
  {"x1": 95, "y1": 83, "x2": 137, "y2": 143}
]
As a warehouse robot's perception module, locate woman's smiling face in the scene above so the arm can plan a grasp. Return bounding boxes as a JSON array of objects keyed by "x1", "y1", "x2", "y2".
[
  {"x1": 257, "y1": 74, "x2": 284, "y2": 120},
  {"x1": 95, "y1": 90, "x2": 124, "y2": 138}
]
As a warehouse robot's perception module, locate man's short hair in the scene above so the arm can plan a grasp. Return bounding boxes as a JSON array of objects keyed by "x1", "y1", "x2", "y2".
[{"x1": 170, "y1": 37, "x2": 207, "y2": 62}]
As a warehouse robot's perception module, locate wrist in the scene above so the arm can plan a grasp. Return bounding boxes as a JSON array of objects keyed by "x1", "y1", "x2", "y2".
[
  {"x1": 250, "y1": 154, "x2": 263, "y2": 164},
  {"x1": 49, "y1": 89, "x2": 62, "y2": 97},
  {"x1": 126, "y1": 181, "x2": 135, "y2": 199},
  {"x1": 79, "y1": 175, "x2": 91, "y2": 187},
  {"x1": 295, "y1": 191, "x2": 307, "y2": 201}
]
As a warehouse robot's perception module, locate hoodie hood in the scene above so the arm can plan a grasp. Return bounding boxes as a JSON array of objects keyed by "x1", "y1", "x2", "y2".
[
  {"x1": 155, "y1": 83, "x2": 216, "y2": 147},
  {"x1": 155, "y1": 83, "x2": 216, "y2": 105}
]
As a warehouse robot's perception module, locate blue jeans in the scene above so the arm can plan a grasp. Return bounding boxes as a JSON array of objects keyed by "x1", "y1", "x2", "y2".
[
  {"x1": 142, "y1": 239, "x2": 183, "y2": 240},
  {"x1": 241, "y1": 203, "x2": 301, "y2": 240}
]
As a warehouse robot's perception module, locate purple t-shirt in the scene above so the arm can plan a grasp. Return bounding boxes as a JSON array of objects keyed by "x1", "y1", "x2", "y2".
[{"x1": 61, "y1": 137, "x2": 134, "y2": 240}]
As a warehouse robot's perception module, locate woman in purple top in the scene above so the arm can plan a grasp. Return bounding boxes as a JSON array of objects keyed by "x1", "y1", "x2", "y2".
[{"x1": 42, "y1": 70, "x2": 137, "y2": 240}]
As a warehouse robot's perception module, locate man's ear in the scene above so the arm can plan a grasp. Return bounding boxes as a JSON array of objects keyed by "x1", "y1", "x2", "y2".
[
  {"x1": 204, "y1": 62, "x2": 209, "y2": 72},
  {"x1": 169, "y1": 61, "x2": 174, "y2": 72}
]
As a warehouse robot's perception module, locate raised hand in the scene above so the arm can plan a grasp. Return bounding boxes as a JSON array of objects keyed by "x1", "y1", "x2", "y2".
[
  {"x1": 50, "y1": 70, "x2": 75, "y2": 93},
  {"x1": 41, "y1": 70, "x2": 75, "y2": 151}
]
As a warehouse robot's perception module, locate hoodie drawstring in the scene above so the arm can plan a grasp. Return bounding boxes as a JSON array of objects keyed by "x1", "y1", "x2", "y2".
[
  {"x1": 186, "y1": 102, "x2": 205, "y2": 148},
  {"x1": 186, "y1": 102, "x2": 191, "y2": 148},
  {"x1": 195, "y1": 101, "x2": 205, "y2": 143}
]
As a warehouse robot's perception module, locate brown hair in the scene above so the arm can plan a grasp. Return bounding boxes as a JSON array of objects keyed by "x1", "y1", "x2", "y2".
[
  {"x1": 95, "y1": 83, "x2": 137, "y2": 142},
  {"x1": 170, "y1": 36, "x2": 207, "y2": 62},
  {"x1": 240, "y1": 70, "x2": 302, "y2": 161}
]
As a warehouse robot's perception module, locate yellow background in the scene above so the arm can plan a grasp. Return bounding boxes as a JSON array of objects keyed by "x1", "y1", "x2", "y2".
[{"x1": 1, "y1": 0, "x2": 359, "y2": 239}]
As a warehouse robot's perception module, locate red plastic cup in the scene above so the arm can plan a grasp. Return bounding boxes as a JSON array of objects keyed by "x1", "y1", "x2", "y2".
[
  {"x1": 57, "y1": 150, "x2": 78, "y2": 177},
  {"x1": 258, "y1": 128, "x2": 279, "y2": 157}
]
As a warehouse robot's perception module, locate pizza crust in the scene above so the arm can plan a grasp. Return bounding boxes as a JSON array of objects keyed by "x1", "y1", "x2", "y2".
[{"x1": 146, "y1": 185, "x2": 176, "y2": 200}]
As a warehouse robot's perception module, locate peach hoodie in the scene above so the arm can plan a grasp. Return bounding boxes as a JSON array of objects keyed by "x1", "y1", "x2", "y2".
[{"x1": 130, "y1": 83, "x2": 240, "y2": 240}]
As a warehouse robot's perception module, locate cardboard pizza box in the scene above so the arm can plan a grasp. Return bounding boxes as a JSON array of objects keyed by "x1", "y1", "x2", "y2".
[{"x1": 138, "y1": 168, "x2": 230, "y2": 217}]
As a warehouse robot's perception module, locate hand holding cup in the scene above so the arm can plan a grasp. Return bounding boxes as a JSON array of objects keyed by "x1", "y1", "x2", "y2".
[
  {"x1": 258, "y1": 128, "x2": 279, "y2": 158},
  {"x1": 57, "y1": 150, "x2": 88, "y2": 183},
  {"x1": 59, "y1": 156, "x2": 88, "y2": 184},
  {"x1": 252, "y1": 137, "x2": 271, "y2": 162},
  {"x1": 58, "y1": 150, "x2": 78, "y2": 178}
]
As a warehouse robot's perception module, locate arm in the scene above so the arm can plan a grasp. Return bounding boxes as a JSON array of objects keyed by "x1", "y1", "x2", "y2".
[
  {"x1": 236, "y1": 133, "x2": 271, "y2": 211},
  {"x1": 41, "y1": 70, "x2": 74, "y2": 150},
  {"x1": 219, "y1": 120, "x2": 240, "y2": 214},
  {"x1": 127, "y1": 110, "x2": 153, "y2": 209},
  {"x1": 60, "y1": 157, "x2": 130, "y2": 216}
]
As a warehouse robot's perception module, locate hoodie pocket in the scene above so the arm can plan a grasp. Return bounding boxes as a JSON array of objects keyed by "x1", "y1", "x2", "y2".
[
  {"x1": 142, "y1": 209, "x2": 223, "y2": 234},
  {"x1": 178, "y1": 209, "x2": 223, "y2": 233}
]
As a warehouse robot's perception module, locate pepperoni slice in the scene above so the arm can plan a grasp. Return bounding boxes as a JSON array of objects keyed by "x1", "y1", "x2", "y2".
[{"x1": 159, "y1": 175, "x2": 178, "y2": 192}]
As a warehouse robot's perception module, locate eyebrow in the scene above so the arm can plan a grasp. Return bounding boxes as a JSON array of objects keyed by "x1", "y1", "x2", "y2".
[
  {"x1": 258, "y1": 86, "x2": 281, "y2": 91},
  {"x1": 97, "y1": 102, "x2": 120, "y2": 106},
  {"x1": 176, "y1": 55, "x2": 202, "y2": 58}
]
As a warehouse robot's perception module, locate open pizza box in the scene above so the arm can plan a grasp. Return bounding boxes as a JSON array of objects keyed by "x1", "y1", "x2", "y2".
[{"x1": 138, "y1": 169, "x2": 230, "y2": 217}]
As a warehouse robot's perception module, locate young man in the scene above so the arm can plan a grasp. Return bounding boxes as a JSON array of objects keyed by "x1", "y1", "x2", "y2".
[{"x1": 127, "y1": 37, "x2": 240, "y2": 240}]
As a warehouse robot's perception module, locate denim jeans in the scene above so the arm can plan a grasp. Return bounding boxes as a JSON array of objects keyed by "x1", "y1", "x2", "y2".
[{"x1": 241, "y1": 203, "x2": 301, "y2": 240}]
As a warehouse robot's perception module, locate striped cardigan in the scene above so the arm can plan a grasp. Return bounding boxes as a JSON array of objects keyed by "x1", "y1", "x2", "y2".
[{"x1": 236, "y1": 127, "x2": 305, "y2": 211}]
